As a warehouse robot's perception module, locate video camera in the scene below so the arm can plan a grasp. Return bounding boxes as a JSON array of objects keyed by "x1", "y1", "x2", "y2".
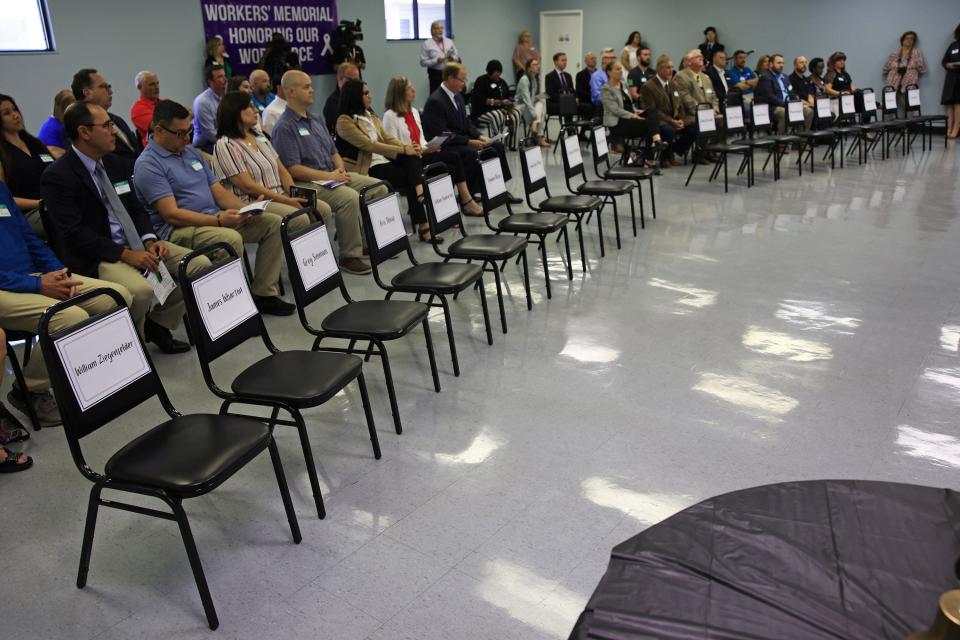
[{"x1": 331, "y1": 19, "x2": 365, "y2": 68}]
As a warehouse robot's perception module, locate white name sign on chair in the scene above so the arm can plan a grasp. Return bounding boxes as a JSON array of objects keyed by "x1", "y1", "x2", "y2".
[
  {"x1": 697, "y1": 108, "x2": 717, "y2": 133},
  {"x1": 564, "y1": 135, "x2": 583, "y2": 168},
  {"x1": 753, "y1": 105, "x2": 770, "y2": 127},
  {"x1": 725, "y1": 105, "x2": 744, "y2": 130},
  {"x1": 830, "y1": 97, "x2": 840, "y2": 117},
  {"x1": 863, "y1": 92, "x2": 877, "y2": 113},
  {"x1": 429, "y1": 174, "x2": 461, "y2": 223},
  {"x1": 55, "y1": 308, "x2": 151, "y2": 411},
  {"x1": 907, "y1": 88, "x2": 920, "y2": 108},
  {"x1": 841, "y1": 94, "x2": 856, "y2": 115},
  {"x1": 593, "y1": 127, "x2": 609, "y2": 157},
  {"x1": 884, "y1": 91, "x2": 897, "y2": 111},
  {"x1": 290, "y1": 224, "x2": 339, "y2": 292},
  {"x1": 816, "y1": 97, "x2": 832, "y2": 119},
  {"x1": 481, "y1": 158, "x2": 507, "y2": 198},
  {"x1": 191, "y1": 259, "x2": 259, "y2": 341},
  {"x1": 368, "y1": 192, "x2": 407, "y2": 249},
  {"x1": 524, "y1": 147, "x2": 546, "y2": 183},
  {"x1": 787, "y1": 101, "x2": 804, "y2": 123}
]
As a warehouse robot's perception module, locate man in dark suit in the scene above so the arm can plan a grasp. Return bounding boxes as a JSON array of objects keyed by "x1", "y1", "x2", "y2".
[
  {"x1": 640, "y1": 54, "x2": 697, "y2": 166},
  {"x1": 545, "y1": 51, "x2": 574, "y2": 115},
  {"x1": 575, "y1": 52, "x2": 597, "y2": 112},
  {"x1": 71, "y1": 68, "x2": 143, "y2": 173},
  {"x1": 755, "y1": 54, "x2": 812, "y2": 132},
  {"x1": 703, "y1": 49, "x2": 729, "y2": 107},
  {"x1": 421, "y1": 63, "x2": 520, "y2": 202},
  {"x1": 40, "y1": 100, "x2": 205, "y2": 354}
]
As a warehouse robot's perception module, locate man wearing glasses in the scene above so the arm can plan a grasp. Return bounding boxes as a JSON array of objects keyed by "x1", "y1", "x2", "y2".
[
  {"x1": 133, "y1": 99, "x2": 303, "y2": 316},
  {"x1": 41, "y1": 100, "x2": 204, "y2": 354},
  {"x1": 71, "y1": 68, "x2": 142, "y2": 173}
]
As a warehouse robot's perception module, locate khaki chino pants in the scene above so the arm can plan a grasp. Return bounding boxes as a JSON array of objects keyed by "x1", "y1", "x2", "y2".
[{"x1": 295, "y1": 173, "x2": 388, "y2": 259}]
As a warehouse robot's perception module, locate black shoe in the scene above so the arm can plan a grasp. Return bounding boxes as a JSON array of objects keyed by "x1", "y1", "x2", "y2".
[
  {"x1": 145, "y1": 319, "x2": 191, "y2": 354},
  {"x1": 506, "y1": 195, "x2": 523, "y2": 205},
  {"x1": 254, "y1": 295, "x2": 295, "y2": 316}
]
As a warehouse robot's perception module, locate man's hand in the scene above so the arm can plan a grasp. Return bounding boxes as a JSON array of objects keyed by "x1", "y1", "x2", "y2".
[
  {"x1": 146, "y1": 240, "x2": 170, "y2": 260},
  {"x1": 468, "y1": 139, "x2": 486, "y2": 150},
  {"x1": 673, "y1": 119, "x2": 685, "y2": 129},
  {"x1": 40, "y1": 269, "x2": 82, "y2": 300},
  {"x1": 120, "y1": 248, "x2": 160, "y2": 272},
  {"x1": 218, "y1": 209, "x2": 249, "y2": 228}
]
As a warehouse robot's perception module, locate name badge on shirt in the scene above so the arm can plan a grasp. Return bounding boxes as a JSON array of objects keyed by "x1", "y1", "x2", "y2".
[
  {"x1": 190, "y1": 160, "x2": 203, "y2": 172},
  {"x1": 297, "y1": 127, "x2": 311, "y2": 136},
  {"x1": 0, "y1": 204, "x2": 10, "y2": 217},
  {"x1": 113, "y1": 180, "x2": 131, "y2": 195},
  {"x1": 705, "y1": 88, "x2": 713, "y2": 94},
  {"x1": 952, "y1": 49, "x2": 959, "y2": 55},
  {"x1": 39, "y1": 153, "x2": 54, "y2": 163},
  {"x1": 673, "y1": 91, "x2": 680, "y2": 97}
]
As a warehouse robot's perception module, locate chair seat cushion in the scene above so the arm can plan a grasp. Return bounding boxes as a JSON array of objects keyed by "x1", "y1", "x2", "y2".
[
  {"x1": 834, "y1": 126, "x2": 865, "y2": 134},
  {"x1": 603, "y1": 165, "x2": 655, "y2": 180},
  {"x1": 322, "y1": 300, "x2": 428, "y2": 338},
  {"x1": 742, "y1": 138, "x2": 777, "y2": 147},
  {"x1": 232, "y1": 350, "x2": 361, "y2": 405},
  {"x1": 767, "y1": 135, "x2": 803, "y2": 143},
  {"x1": 448, "y1": 235, "x2": 526, "y2": 259},
  {"x1": 538, "y1": 195, "x2": 602, "y2": 212},
  {"x1": 704, "y1": 143, "x2": 752, "y2": 153},
  {"x1": 105, "y1": 413, "x2": 270, "y2": 495},
  {"x1": 498, "y1": 212, "x2": 567, "y2": 233},
  {"x1": 798, "y1": 130, "x2": 836, "y2": 139},
  {"x1": 391, "y1": 262, "x2": 483, "y2": 293},
  {"x1": 576, "y1": 180, "x2": 635, "y2": 195}
]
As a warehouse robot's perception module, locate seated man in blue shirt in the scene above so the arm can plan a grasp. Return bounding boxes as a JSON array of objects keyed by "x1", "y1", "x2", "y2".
[
  {"x1": 192, "y1": 64, "x2": 226, "y2": 153},
  {"x1": 590, "y1": 48, "x2": 617, "y2": 104},
  {"x1": 0, "y1": 182, "x2": 132, "y2": 427},
  {"x1": 727, "y1": 50, "x2": 758, "y2": 103},
  {"x1": 250, "y1": 69, "x2": 276, "y2": 115},
  {"x1": 134, "y1": 100, "x2": 305, "y2": 315}
]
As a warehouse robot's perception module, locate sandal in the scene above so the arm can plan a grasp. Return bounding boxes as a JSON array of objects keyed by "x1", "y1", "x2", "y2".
[
  {"x1": 462, "y1": 198, "x2": 485, "y2": 217},
  {"x1": 0, "y1": 403, "x2": 28, "y2": 445},
  {"x1": 417, "y1": 226, "x2": 445, "y2": 244},
  {"x1": 0, "y1": 447, "x2": 32, "y2": 473}
]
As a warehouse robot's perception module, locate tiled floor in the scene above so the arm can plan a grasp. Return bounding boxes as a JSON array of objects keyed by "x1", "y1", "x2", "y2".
[{"x1": 4, "y1": 138, "x2": 960, "y2": 639}]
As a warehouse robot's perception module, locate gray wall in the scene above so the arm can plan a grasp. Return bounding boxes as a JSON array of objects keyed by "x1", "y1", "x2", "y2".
[
  {"x1": 0, "y1": 0, "x2": 536, "y2": 132},
  {"x1": 534, "y1": 0, "x2": 955, "y2": 114}
]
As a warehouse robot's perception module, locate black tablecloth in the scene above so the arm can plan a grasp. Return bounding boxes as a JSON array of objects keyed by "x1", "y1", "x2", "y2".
[{"x1": 570, "y1": 480, "x2": 960, "y2": 640}]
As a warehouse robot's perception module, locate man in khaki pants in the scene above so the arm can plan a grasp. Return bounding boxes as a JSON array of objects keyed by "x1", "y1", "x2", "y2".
[
  {"x1": 133, "y1": 99, "x2": 307, "y2": 316},
  {"x1": 41, "y1": 100, "x2": 203, "y2": 354},
  {"x1": 0, "y1": 183, "x2": 132, "y2": 426}
]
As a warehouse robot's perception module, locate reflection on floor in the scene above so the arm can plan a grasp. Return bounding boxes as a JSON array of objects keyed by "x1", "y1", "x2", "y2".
[{"x1": 4, "y1": 140, "x2": 960, "y2": 639}]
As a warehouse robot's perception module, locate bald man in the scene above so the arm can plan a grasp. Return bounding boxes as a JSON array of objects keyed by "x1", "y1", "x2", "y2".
[{"x1": 250, "y1": 69, "x2": 275, "y2": 113}]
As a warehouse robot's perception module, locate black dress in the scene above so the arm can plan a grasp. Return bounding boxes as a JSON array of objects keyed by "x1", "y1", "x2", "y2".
[
  {"x1": 942, "y1": 40, "x2": 960, "y2": 105},
  {"x1": 1, "y1": 137, "x2": 51, "y2": 201}
]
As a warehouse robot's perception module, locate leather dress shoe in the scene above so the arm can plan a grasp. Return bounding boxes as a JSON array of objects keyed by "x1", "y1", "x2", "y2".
[
  {"x1": 506, "y1": 195, "x2": 523, "y2": 205},
  {"x1": 145, "y1": 318, "x2": 191, "y2": 354},
  {"x1": 253, "y1": 295, "x2": 296, "y2": 316}
]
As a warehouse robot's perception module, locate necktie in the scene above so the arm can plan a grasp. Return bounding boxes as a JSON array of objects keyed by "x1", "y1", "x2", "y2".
[
  {"x1": 455, "y1": 94, "x2": 466, "y2": 124},
  {"x1": 94, "y1": 163, "x2": 144, "y2": 250},
  {"x1": 696, "y1": 74, "x2": 703, "y2": 89},
  {"x1": 559, "y1": 73, "x2": 566, "y2": 91},
  {"x1": 665, "y1": 82, "x2": 673, "y2": 110}
]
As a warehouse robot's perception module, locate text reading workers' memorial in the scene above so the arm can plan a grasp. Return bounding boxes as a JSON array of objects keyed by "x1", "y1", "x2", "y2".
[{"x1": 200, "y1": 0, "x2": 338, "y2": 76}]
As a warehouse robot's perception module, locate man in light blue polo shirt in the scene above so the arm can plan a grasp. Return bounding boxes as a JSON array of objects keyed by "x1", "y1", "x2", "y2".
[
  {"x1": 135, "y1": 99, "x2": 306, "y2": 315},
  {"x1": 589, "y1": 48, "x2": 617, "y2": 104},
  {"x1": 727, "y1": 50, "x2": 758, "y2": 103},
  {"x1": 192, "y1": 64, "x2": 226, "y2": 153}
]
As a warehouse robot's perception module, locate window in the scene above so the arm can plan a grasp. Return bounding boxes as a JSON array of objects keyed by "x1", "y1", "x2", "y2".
[
  {"x1": 384, "y1": 0, "x2": 452, "y2": 41},
  {"x1": 0, "y1": 0, "x2": 55, "y2": 53}
]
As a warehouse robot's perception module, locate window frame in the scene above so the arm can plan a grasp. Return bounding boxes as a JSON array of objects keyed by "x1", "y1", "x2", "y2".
[
  {"x1": 383, "y1": 0, "x2": 453, "y2": 42},
  {"x1": 0, "y1": 0, "x2": 57, "y2": 55}
]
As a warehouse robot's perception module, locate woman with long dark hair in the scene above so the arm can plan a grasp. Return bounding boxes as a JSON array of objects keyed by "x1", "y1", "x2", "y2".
[
  {"x1": 621, "y1": 31, "x2": 642, "y2": 70},
  {"x1": 0, "y1": 94, "x2": 56, "y2": 235}
]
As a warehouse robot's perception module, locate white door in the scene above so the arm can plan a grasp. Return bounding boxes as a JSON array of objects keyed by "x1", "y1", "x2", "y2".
[{"x1": 539, "y1": 10, "x2": 583, "y2": 87}]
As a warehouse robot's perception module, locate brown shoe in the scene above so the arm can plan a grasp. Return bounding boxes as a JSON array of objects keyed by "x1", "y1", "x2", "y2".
[{"x1": 340, "y1": 257, "x2": 372, "y2": 275}]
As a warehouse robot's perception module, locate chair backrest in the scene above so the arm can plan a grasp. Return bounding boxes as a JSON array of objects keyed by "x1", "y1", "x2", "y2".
[
  {"x1": 37, "y1": 200, "x2": 58, "y2": 247},
  {"x1": 861, "y1": 88, "x2": 878, "y2": 119},
  {"x1": 815, "y1": 96, "x2": 833, "y2": 127},
  {"x1": 559, "y1": 128, "x2": 586, "y2": 180},
  {"x1": 786, "y1": 99, "x2": 805, "y2": 128},
  {"x1": 558, "y1": 93, "x2": 578, "y2": 117},
  {"x1": 724, "y1": 104, "x2": 745, "y2": 136},
  {"x1": 179, "y1": 243, "x2": 265, "y2": 364},
  {"x1": 423, "y1": 162, "x2": 464, "y2": 237},
  {"x1": 281, "y1": 208, "x2": 345, "y2": 312},
  {"x1": 590, "y1": 125, "x2": 610, "y2": 166},
  {"x1": 882, "y1": 86, "x2": 898, "y2": 116},
  {"x1": 477, "y1": 147, "x2": 510, "y2": 211},
  {"x1": 38, "y1": 288, "x2": 169, "y2": 479},
  {"x1": 839, "y1": 92, "x2": 858, "y2": 122},
  {"x1": 905, "y1": 84, "x2": 921, "y2": 114},
  {"x1": 519, "y1": 139, "x2": 549, "y2": 195},
  {"x1": 696, "y1": 103, "x2": 718, "y2": 138},
  {"x1": 357, "y1": 183, "x2": 413, "y2": 267},
  {"x1": 752, "y1": 102, "x2": 772, "y2": 133}
]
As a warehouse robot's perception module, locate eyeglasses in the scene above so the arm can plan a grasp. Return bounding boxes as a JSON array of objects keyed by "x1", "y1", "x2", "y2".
[
  {"x1": 85, "y1": 120, "x2": 116, "y2": 130},
  {"x1": 160, "y1": 124, "x2": 194, "y2": 139}
]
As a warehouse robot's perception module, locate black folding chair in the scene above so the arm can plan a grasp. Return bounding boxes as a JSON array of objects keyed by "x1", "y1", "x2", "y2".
[
  {"x1": 3, "y1": 330, "x2": 42, "y2": 430},
  {"x1": 476, "y1": 147, "x2": 571, "y2": 299},
  {"x1": 903, "y1": 84, "x2": 948, "y2": 150},
  {"x1": 833, "y1": 93, "x2": 869, "y2": 166},
  {"x1": 519, "y1": 137, "x2": 602, "y2": 273},
  {"x1": 736, "y1": 104, "x2": 780, "y2": 181},
  {"x1": 179, "y1": 243, "x2": 381, "y2": 520},
  {"x1": 558, "y1": 128, "x2": 635, "y2": 255},
  {"x1": 422, "y1": 162, "x2": 530, "y2": 335},
  {"x1": 685, "y1": 104, "x2": 752, "y2": 192},
  {"x1": 357, "y1": 182, "x2": 492, "y2": 378},
  {"x1": 546, "y1": 93, "x2": 595, "y2": 149},
  {"x1": 791, "y1": 99, "x2": 837, "y2": 172},
  {"x1": 280, "y1": 208, "x2": 440, "y2": 435},
  {"x1": 858, "y1": 87, "x2": 898, "y2": 158},
  {"x1": 37, "y1": 289, "x2": 300, "y2": 630},
  {"x1": 588, "y1": 124, "x2": 656, "y2": 232},
  {"x1": 748, "y1": 102, "x2": 801, "y2": 179}
]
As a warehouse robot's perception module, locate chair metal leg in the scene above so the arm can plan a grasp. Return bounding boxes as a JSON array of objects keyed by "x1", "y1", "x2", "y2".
[
  {"x1": 355, "y1": 373, "x2": 381, "y2": 459},
  {"x1": 539, "y1": 234, "x2": 553, "y2": 299},
  {"x1": 520, "y1": 249, "x2": 532, "y2": 311},
  {"x1": 574, "y1": 216, "x2": 587, "y2": 272},
  {"x1": 76, "y1": 483, "x2": 104, "y2": 588},
  {"x1": 596, "y1": 205, "x2": 605, "y2": 257},
  {"x1": 611, "y1": 198, "x2": 622, "y2": 250},
  {"x1": 723, "y1": 155, "x2": 729, "y2": 193},
  {"x1": 374, "y1": 340, "x2": 402, "y2": 433},
  {"x1": 633, "y1": 183, "x2": 642, "y2": 233},
  {"x1": 476, "y1": 277, "x2": 493, "y2": 346},
  {"x1": 5, "y1": 340, "x2": 42, "y2": 431},
  {"x1": 363, "y1": 340, "x2": 375, "y2": 363},
  {"x1": 421, "y1": 319, "x2": 441, "y2": 392},
  {"x1": 291, "y1": 410, "x2": 326, "y2": 519},
  {"x1": 685, "y1": 160, "x2": 698, "y2": 186},
  {"x1": 562, "y1": 226, "x2": 574, "y2": 280},
  {"x1": 170, "y1": 500, "x2": 219, "y2": 630},
  {"x1": 267, "y1": 438, "x2": 302, "y2": 544},
  {"x1": 489, "y1": 261, "x2": 507, "y2": 334},
  {"x1": 438, "y1": 295, "x2": 460, "y2": 376},
  {"x1": 648, "y1": 177, "x2": 656, "y2": 219}
]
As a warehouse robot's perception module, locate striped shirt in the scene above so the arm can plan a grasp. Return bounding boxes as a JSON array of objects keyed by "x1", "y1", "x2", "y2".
[{"x1": 211, "y1": 135, "x2": 283, "y2": 202}]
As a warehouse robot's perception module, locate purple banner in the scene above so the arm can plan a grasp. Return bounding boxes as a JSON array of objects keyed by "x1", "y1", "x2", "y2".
[{"x1": 200, "y1": 0, "x2": 338, "y2": 76}]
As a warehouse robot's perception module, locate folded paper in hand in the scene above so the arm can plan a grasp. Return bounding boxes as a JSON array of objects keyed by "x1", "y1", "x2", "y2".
[
  {"x1": 311, "y1": 179, "x2": 346, "y2": 189},
  {"x1": 426, "y1": 134, "x2": 449, "y2": 149},
  {"x1": 483, "y1": 132, "x2": 506, "y2": 146},
  {"x1": 239, "y1": 200, "x2": 269, "y2": 215}
]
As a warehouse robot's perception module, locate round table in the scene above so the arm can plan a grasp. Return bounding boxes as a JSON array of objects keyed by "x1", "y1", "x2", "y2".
[{"x1": 570, "y1": 480, "x2": 960, "y2": 639}]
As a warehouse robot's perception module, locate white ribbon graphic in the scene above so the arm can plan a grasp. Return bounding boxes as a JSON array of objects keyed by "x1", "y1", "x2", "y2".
[{"x1": 320, "y1": 33, "x2": 333, "y2": 56}]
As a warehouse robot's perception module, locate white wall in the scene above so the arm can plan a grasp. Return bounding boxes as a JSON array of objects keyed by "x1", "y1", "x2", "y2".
[{"x1": 0, "y1": 0, "x2": 537, "y2": 132}]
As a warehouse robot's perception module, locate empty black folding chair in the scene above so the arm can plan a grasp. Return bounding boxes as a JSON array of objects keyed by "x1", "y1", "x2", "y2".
[
  {"x1": 476, "y1": 147, "x2": 571, "y2": 299},
  {"x1": 685, "y1": 104, "x2": 753, "y2": 192},
  {"x1": 588, "y1": 124, "x2": 656, "y2": 231},
  {"x1": 749, "y1": 102, "x2": 801, "y2": 179},
  {"x1": 358, "y1": 182, "x2": 492, "y2": 378},
  {"x1": 519, "y1": 137, "x2": 602, "y2": 273},
  {"x1": 792, "y1": 98, "x2": 837, "y2": 172},
  {"x1": 280, "y1": 208, "x2": 440, "y2": 436},
  {"x1": 422, "y1": 162, "x2": 530, "y2": 334},
  {"x1": 37, "y1": 289, "x2": 301, "y2": 630},
  {"x1": 736, "y1": 104, "x2": 779, "y2": 181},
  {"x1": 858, "y1": 88, "x2": 897, "y2": 158},
  {"x1": 903, "y1": 84, "x2": 948, "y2": 150},
  {"x1": 179, "y1": 243, "x2": 381, "y2": 520},
  {"x1": 832, "y1": 93, "x2": 869, "y2": 166}
]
